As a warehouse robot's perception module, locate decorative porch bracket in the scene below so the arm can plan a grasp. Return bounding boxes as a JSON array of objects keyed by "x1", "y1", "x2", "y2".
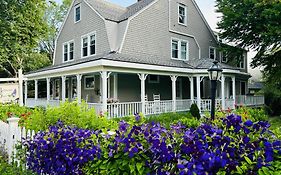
[
  {"x1": 170, "y1": 75, "x2": 178, "y2": 112},
  {"x1": 138, "y1": 73, "x2": 148, "y2": 115}
]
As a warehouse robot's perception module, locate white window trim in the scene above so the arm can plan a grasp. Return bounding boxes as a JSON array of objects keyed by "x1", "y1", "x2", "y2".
[
  {"x1": 62, "y1": 40, "x2": 75, "y2": 63},
  {"x1": 178, "y1": 3, "x2": 187, "y2": 26},
  {"x1": 74, "y1": 4, "x2": 81, "y2": 23},
  {"x1": 220, "y1": 52, "x2": 227, "y2": 63},
  {"x1": 81, "y1": 31, "x2": 96, "y2": 58},
  {"x1": 148, "y1": 75, "x2": 160, "y2": 84},
  {"x1": 171, "y1": 38, "x2": 189, "y2": 61},
  {"x1": 209, "y1": 46, "x2": 216, "y2": 60},
  {"x1": 84, "y1": 76, "x2": 95, "y2": 90}
]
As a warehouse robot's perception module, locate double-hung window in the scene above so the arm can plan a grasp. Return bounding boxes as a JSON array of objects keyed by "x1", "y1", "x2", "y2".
[
  {"x1": 220, "y1": 52, "x2": 227, "y2": 63},
  {"x1": 171, "y1": 39, "x2": 189, "y2": 61},
  {"x1": 74, "y1": 4, "x2": 81, "y2": 23},
  {"x1": 178, "y1": 4, "x2": 187, "y2": 25},
  {"x1": 63, "y1": 41, "x2": 74, "y2": 62},
  {"x1": 209, "y1": 47, "x2": 216, "y2": 60},
  {"x1": 237, "y1": 54, "x2": 245, "y2": 69},
  {"x1": 81, "y1": 32, "x2": 96, "y2": 58}
]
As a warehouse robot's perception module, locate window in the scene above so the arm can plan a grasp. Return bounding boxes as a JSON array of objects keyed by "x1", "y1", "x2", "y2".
[
  {"x1": 81, "y1": 32, "x2": 96, "y2": 58},
  {"x1": 171, "y1": 39, "x2": 189, "y2": 60},
  {"x1": 220, "y1": 52, "x2": 227, "y2": 63},
  {"x1": 69, "y1": 42, "x2": 74, "y2": 60},
  {"x1": 148, "y1": 75, "x2": 159, "y2": 83},
  {"x1": 82, "y1": 37, "x2": 88, "y2": 57},
  {"x1": 90, "y1": 34, "x2": 96, "y2": 55},
  {"x1": 237, "y1": 54, "x2": 245, "y2": 69},
  {"x1": 63, "y1": 41, "x2": 74, "y2": 62},
  {"x1": 178, "y1": 4, "x2": 187, "y2": 25},
  {"x1": 74, "y1": 4, "x2": 81, "y2": 23},
  {"x1": 181, "y1": 42, "x2": 187, "y2": 60},
  {"x1": 84, "y1": 76, "x2": 95, "y2": 89},
  {"x1": 63, "y1": 44, "x2": 68, "y2": 62},
  {"x1": 172, "y1": 40, "x2": 179, "y2": 59},
  {"x1": 209, "y1": 47, "x2": 216, "y2": 60}
]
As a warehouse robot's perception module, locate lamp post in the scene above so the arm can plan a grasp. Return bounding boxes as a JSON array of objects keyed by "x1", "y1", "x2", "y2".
[{"x1": 208, "y1": 61, "x2": 223, "y2": 120}]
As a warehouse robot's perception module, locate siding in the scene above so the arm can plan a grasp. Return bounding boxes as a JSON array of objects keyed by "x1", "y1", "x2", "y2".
[
  {"x1": 121, "y1": 0, "x2": 217, "y2": 60},
  {"x1": 54, "y1": 0, "x2": 111, "y2": 65}
]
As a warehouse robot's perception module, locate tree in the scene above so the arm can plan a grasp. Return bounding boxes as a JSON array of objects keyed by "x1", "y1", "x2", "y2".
[
  {"x1": 216, "y1": 0, "x2": 281, "y2": 87},
  {"x1": 0, "y1": 0, "x2": 49, "y2": 77},
  {"x1": 41, "y1": 0, "x2": 72, "y2": 61}
]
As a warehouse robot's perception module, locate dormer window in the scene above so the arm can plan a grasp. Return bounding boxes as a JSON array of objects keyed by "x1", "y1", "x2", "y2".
[
  {"x1": 220, "y1": 52, "x2": 227, "y2": 63},
  {"x1": 237, "y1": 54, "x2": 245, "y2": 69},
  {"x1": 81, "y1": 32, "x2": 96, "y2": 58},
  {"x1": 74, "y1": 4, "x2": 81, "y2": 23},
  {"x1": 178, "y1": 4, "x2": 187, "y2": 25},
  {"x1": 171, "y1": 38, "x2": 189, "y2": 61},
  {"x1": 63, "y1": 41, "x2": 74, "y2": 62},
  {"x1": 209, "y1": 47, "x2": 216, "y2": 60}
]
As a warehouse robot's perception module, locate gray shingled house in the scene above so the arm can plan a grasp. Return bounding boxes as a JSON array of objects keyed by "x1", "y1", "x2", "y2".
[{"x1": 24, "y1": 0, "x2": 264, "y2": 117}]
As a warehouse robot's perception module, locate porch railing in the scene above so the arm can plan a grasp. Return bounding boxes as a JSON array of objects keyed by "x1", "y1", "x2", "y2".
[
  {"x1": 88, "y1": 103, "x2": 103, "y2": 115},
  {"x1": 200, "y1": 99, "x2": 222, "y2": 111},
  {"x1": 107, "y1": 102, "x2": 142, "y2": 118},
  {"x1": 176, "y1": 99, "x2": 193, "y2": 112},
  {"x1": 145, "y1": 100, "x2": 173, "y2": 115},
  {"x1": 236, "y1": 95, "x2": 264, "y2": 107}
]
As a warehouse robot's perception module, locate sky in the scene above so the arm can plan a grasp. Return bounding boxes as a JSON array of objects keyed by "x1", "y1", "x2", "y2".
[{"x1": 55, "y1": 0, "x2": 261, "y2": 80}]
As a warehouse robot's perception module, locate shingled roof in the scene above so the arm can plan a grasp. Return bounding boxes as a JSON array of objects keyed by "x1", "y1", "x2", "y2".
[{"x1": 85, "y1": 0, "x2": 155, "y2": 22}]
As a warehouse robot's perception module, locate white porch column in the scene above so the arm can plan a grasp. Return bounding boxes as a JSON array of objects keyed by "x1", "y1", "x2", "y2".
[
  {"x1": 24, "y1": 80, "x2": 28, "y2": 104},
  {"x1": 196, "y1": 75, "x2": 201, "y2": 112},
  {"x1": 221, "y1": 74, "x2": 225, "y2": 110},
  {"x1": 18, "y1": 69, "x2": 24, "y2": 106},
  {"x1": 171, "y1": 75, "x2": 178, "y2": 112},
  {"x1": 61, "y1": 76, "x2": 66, "y2": 102},
  {"x1": 189, "y1": 76, "x2": 194, "y2": 102},
  {"x1": 138, "y1": 74, "x2": 148, "y2": 114},
  {"x1": 113, "y1": 74, "x2": 118, "y2": 99},
  {"x1": 232, "y1": 76, "x2": 236, "y2": 109},
  {"x1": 34, "y1": 80, "x2": 38, "y2": 101},
  {"x1": 46, "y1": 78, "x2": 50, "y2": 104},
  {"x1": 76, "y1": 74, "x2": 82, "y2": 103},
  {"x1": 100, "y1": 71, "x2": 111, "y2": 112}
]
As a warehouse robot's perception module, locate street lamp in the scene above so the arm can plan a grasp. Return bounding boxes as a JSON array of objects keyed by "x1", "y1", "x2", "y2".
[{"x1": 208, "y1": 60, "x2": 223, "y2": 120}]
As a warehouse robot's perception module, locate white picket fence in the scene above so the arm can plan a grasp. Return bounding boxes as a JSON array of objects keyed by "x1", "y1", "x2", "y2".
[{"x1": 0, "y1": 117, "x2": 35, "y2": 163}]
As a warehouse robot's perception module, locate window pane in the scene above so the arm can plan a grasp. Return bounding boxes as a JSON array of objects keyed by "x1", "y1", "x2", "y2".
[
  {"x1": 172, "y1": 40, "x2": 178, "y2": 58},
  {"x1": 90, "y1": 34, "x2": 95, "y2": 55},
  {"x1": 210, "y1": 48, "x2": 215, "y2": 59},
  {"x1": 69, "y1": 43, "x2": 74, "y2": 60},
  {"x1": 75, "y1": 6, "x2": 80, "y2": 22},
  {"x1": 82, "y1": 37, "x2": 88, "y2": 57},
  {"x1": 64, "y1": 44, "x2": 68, "y2": 61},
  {"x1": 181, "y1": 42, "x2": 187, "y2": 60},
  {"x1": 178, "y1": 5, "x2": 186, "y2": 24}
]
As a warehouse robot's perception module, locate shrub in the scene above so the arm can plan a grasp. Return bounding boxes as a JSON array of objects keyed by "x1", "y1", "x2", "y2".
[
  {"x1": 235, "y1": 107, "x2": 268, "y2": 122},
  {"x1": 0, "y1": 104, "x2": 30, "y2": 122},
  {"x1": 190, "y1": 103, "x2": 200, "y2": 119},
  {"x1": 24, "y1": 121, "x2": 101, "y2": 175},
  {"x1": 25, "y1": 114, "x2": 281, "y2": 175}
]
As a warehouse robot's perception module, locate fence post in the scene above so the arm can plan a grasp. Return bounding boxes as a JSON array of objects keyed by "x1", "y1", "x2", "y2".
[
  {"x1": 7, "y1": 117, "x2": 20, "y2": 163},
  {"x1": 18, "y1": 69, "x2": 24, "y2": 106}
]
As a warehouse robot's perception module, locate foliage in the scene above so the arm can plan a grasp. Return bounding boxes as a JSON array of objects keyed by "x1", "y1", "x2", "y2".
[
  {"x1": 263, "y1": 84, "x2": 281, "y2": 116},
  {"x1": 24, "y1": 121, "x2": 100, "y2": 175},
  {"x1": 235, "y1": 107, "x2": 268, "y2": 122},
  {"x1": 24, "y1": 114, "x2": 281, "y2": 174},
  {"x1": 41, "y1": 0, "x2": 71, "y2": 60},
  {"x1": 0, "y1": 104, "x2": 30, "y2": 122},
  {"x1": 0, "y1": 0, "x2": 48, "y2": 76},
  {"x1": 190, "y1": 103, "x2": 201, "y2": 119},
  {"x1": 23, "y1": 101, "x2": 118, "y2": 131},
  {"x1": 216, "y1": 0, "x2": 281, "y2": 94},
  {"x1": 0, "y1": 155, "x2": 33, "y2": 175}
]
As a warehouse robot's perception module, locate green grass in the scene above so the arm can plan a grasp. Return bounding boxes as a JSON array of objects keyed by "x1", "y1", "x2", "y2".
[{"x1": 269, "y1": 116, "x2": 281, "y2": 130}]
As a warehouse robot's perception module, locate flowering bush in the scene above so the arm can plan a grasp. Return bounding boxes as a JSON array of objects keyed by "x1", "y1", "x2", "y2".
[
  {"x1": 24, "y1": 121, "x2": 101, "y2": 175},
  {"x1": 24, "y1": 114, "x2": 281, "y2": 174}
]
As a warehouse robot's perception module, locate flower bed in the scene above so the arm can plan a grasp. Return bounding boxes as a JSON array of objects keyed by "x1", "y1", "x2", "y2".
[{"x1": 23, "y1": 114, "x2": 281, "y2": 175}]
